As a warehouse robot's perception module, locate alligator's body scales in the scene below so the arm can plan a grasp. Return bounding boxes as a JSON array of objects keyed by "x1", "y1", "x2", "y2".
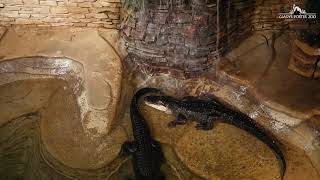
[
  {"x1": 144, "y1": 95, "x2": 286, "y2": 180},
  {"x1": 121, "y1": 88, "x2": 165, "y2": 180}
]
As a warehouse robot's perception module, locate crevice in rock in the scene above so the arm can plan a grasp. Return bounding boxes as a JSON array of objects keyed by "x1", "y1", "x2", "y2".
[
  {"x1": 312, "y1": 58, "x2": 320, "y2": 78},
  {"x1": 0, "y1": 28, "x2": 8, "y2": 43}
]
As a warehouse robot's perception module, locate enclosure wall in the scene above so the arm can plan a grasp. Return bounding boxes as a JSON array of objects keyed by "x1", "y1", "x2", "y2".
[{"x1": 0, "y1": 0, "x2": 121, "y2": 28}]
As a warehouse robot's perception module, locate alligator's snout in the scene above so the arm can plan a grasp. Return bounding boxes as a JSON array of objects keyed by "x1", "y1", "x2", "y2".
[{"x1": 144, "y1": 96, "x2": 173, "y2": 114}]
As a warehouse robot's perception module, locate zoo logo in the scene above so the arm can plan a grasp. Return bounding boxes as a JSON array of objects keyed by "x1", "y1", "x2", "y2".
[{"x1": 278, "y1": 4, "x2": 317, "y2": 19}]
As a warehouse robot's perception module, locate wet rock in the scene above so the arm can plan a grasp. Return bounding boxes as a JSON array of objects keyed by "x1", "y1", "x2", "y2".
[{"x1": 287, "y1": 117, "x2": 320, "y2": 174}]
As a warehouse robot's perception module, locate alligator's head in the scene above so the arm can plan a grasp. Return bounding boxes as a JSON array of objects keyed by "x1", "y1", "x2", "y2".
[{"x1": 144, "y1": 95, "x2": 176, "y2": 114}]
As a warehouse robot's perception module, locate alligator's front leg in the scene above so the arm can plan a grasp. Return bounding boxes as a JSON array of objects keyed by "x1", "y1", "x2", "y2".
[
  {"x1": 168, "y1": 114, "x2": 187, "y2": 128},
  {"x1": 195, "y1": 116, "x2": 217, "y2": 130}
]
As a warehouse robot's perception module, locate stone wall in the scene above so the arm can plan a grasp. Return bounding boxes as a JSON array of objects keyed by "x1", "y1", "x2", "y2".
[
  {"x1": 252, "y1": 0, "x2": 307, "y2": 32},
  {"x1": 0, "y1": 0, "x2": 121, "y2": 28},
  {"x1": 252, "y1": 0, "x2": 290, "y2": 31},
  {"x1": 221, "y1": 0, "x2": 256, "y2": 49}
]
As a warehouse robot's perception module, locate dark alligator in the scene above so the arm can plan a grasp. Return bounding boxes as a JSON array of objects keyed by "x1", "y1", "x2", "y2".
[
  {"x1": 144, "y1": 95, "x2": 286, "y2": 180},
  {"x1": 121, "y1": 87, "x2": 165, "y2": 180}
]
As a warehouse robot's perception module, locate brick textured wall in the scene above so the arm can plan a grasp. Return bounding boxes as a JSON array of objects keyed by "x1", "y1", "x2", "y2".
[
  {"x1": 0, "y1": 0, "x2": 121, "y2": 28},
  {"x1": 252, "y1": 0, "x2": 305, "y2": 31}
]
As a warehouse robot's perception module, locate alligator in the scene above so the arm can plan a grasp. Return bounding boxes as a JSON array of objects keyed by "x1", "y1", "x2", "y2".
[
  {"x1": 144, "y1": 94, "x2": 286, "y2": 180},
  {"x1": 120, "y1": 87, "x2": 165, "y2": 180}
]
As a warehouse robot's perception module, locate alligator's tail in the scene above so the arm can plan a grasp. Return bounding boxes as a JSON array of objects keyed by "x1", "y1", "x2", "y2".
[
  {"x1": 251, "y1": 123, "x2": 286, "y2": 180},
  {"x1": 258, "y1": 129, "x2": 286, "y2": 180},
  {"x1": 225, "y1": 111, "x2": 286, "y2": 180},
  {"x1": 279, "y1": 154, "x2": 286, "y2": 180}
]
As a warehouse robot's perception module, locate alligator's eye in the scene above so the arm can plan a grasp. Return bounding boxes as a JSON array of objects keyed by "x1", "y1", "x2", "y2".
[{"x1": 157, "y1": 100, "x2": 164, "y2": 105}]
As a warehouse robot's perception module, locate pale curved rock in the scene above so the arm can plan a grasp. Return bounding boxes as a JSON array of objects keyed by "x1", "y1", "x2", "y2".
[
  {"x1": 40, "y1": 80, "x2": 127, "y2": 169},
  {"x1": 0, "y1": 27, "x2": 123, "y2": 137},
  {"x1": 0, "y1": 27, "x2": 124, "y2": 170},
  {"x1": 0, "y1": 79, "x2": 128, "y2": 173}
]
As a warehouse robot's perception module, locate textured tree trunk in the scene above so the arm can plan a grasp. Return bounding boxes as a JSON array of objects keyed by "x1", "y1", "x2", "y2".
[{"x1": 120, "y1": 0, "x2": 254, "y2": 78}]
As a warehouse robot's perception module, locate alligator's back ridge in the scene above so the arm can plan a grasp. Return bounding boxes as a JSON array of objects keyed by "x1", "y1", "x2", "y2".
[{"x1": 129, "y1": 87, "x2": 164, "y2": 179}]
